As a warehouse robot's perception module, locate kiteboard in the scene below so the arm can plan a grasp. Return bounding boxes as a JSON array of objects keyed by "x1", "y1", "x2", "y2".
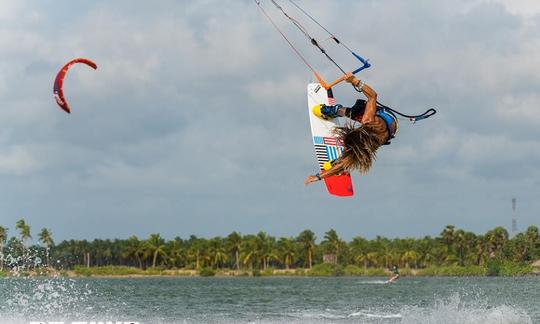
[{"x1": 307, "y1": 83, "x2": 354, "y2": 197}]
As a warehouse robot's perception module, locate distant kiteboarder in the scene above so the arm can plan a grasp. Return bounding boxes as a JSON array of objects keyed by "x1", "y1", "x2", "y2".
[{"x1": 387, "y1": 265, "x2": 400, "y2": 284}]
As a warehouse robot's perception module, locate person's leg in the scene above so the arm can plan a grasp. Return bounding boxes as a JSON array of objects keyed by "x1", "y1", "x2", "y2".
[
  {"x1": 313, "y1": 101, "x2": 361, "y2": 120},
  {"x1": 314, "y1": 91, "x2": 373, "y2": 121},
  {"x1": 312, "y1": 103, "x2": 342, "y2": 120}
]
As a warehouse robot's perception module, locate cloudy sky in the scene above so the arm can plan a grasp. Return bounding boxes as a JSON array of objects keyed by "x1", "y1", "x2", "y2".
[{"x1": 0, "y1": 0, "x2": 539, "y2": 242}]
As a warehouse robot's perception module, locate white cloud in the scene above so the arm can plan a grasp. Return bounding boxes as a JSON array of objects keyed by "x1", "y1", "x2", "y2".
[
  {"x1": 0, "y1": 0, "x2": 539, "y2": 240},
  {"x1": 0, "y1": 146, "x2": 40, "y2": 175},
  {"x1": 495, "y1": 94, "x2": 540, "y2": 126},
  {"x1": 483, "y1": 0, "x2": 540, "y2": 16}
]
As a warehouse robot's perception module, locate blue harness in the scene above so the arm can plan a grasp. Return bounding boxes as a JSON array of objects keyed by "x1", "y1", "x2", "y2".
[{"x1": 376, "y1": 109, "x2": 398, "y2": 145}]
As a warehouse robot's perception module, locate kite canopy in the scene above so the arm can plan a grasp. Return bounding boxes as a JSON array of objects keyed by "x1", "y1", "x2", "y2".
[{"x1": 53, "y1": 58, "x2": 97, "y2": 114}]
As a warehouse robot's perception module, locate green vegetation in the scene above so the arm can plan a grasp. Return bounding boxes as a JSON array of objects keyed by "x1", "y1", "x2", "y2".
[
  {"x1": 499, "y1": 262, "x2": 533, "y2": 276},
  {"x1": 486, "y1": 260, "x2": 502, "y2": 276},
  {"x1": 419, "y1": 265, "x2": 486, "y2": 276},
  {"x1": 343, "y1": 265, "x2": 364, "y2": 276},
  {"x1": 73, "y1": 265, "x2": 162, "y2": 277},
  {"x1": 199, "y1": 267, "x2": 216, "y2": 277},
  {"x1": 0, "y1": 219, "x2": 539, "y2": 277},
  {"x1": 309, "y1": 263, "x2": 344, "y2": 276},
  {"x1": 343, "y1": 265, "x2": 387, "y2": 276}
]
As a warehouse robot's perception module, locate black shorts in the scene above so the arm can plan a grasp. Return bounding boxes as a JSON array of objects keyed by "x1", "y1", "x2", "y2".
[{"x1": 348, "y1": 99, "x2": 367, "y2": 120}]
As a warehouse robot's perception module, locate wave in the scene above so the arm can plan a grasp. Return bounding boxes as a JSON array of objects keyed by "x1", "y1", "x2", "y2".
[
  {"x1": 356, "y1": 280, "x2": 389, "y2": 285},
  {"x1": 399, "y1": 293, "x2": 532, "y2": 324},
  {"x1": 348, "y1": 311, "x2": 402, "y2": 319},
  {"x1": 0, "y1": 279, "x2": 534, "y2": 324}
]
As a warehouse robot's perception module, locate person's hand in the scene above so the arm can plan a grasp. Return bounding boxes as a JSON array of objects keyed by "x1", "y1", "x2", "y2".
[
  {"x1": 304, "y1": 175, "x2": 319, "y2": 186},
  {"x1": 344, "y1": 72, "x2": 356, "y2": 84}
]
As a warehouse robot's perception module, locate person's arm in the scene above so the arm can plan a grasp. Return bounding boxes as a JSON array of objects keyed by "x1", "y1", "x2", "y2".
[
  {"x1": 344, "y1": 73, "x2": 378, "y2": 124},
  {"x1": 304, "y1": 160, "x2": 346, "y2": 186},
  {"x1": 359, "y1": 83, "x2": 377, "y2": 124},
  {"x1": 304, "y1": 174, "x2": 321, "y2": 186}
]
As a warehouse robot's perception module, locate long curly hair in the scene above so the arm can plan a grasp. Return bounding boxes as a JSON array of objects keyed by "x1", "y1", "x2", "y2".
[{"x1": 323, "y1": 122, "x2": 381, "y2": 177}]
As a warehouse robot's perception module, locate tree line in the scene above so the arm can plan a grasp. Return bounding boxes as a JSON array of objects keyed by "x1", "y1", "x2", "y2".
[{"x1": 0, "y1": 220, "x2": 539, "y2": 272}]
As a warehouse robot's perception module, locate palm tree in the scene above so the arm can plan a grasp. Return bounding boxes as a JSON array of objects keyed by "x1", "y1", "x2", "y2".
[
  {"x1": 277, "y1": 237, "x2": 296, "y2": 270},
  {"x1": 73, "y1": 239, "x2": 93, "y2": 268},
  {"x1": 226, "y1": 232, "x2": 242, "y2": 270},
  {"x1": 297, "y1": 230, "x2": 316, "y2": 269},
  {"x1": 38, "y1": 228, "x2": 54, "y2": 267},
  {"x1": 187, "y1": 236, "x2": 205, "y2": 269},
  {"x1": 93, "y1": 239, "x2": 106, "y2": 266},
  {"x1": 322, "y1": 229, "x2": 342, "y2": 263},
  {"x1": 123, "y1": 236, "x2": 145, "y2": 269},
  {"x1": 525, "y1": 226, "x2": 539, "y2": 260},
  {"x1": 382, "y1": 248, "x2": 395, "y2": 268},
  {"x1": 145, "y1": 234, "x2": 167, "y2": 269},
  {"x1": 416, "y1": 236, "x2": 435, "y2": 268},
  {"x1": 208, "y1": 237, "x2": 228, "y2": 269},
  {"x1": 102, "y1": 240, "x2": 113, "y2": 265},
  {"x1": 525, "y1": 226, "x2": 539, "y2": 244},
  {"x1": 255, "y1": 232, "x2": 274, "y2": 270},
  {"x1": 402, "y1": 250, "x2": 418, "y2": 268},
  {"x1": 367, "y1": 251, "x2": 380, "y2": 267},
  {"x1": 486, "y1": 227, "x2": 509, "y2": 258},
  {"x1": 454, "y1": 229, "x2": 467, "y2": 266},
  {"x1": 15, "y1": 219, "x2": 32, "y2": 245},
  {"x1": 511, "y1": 233, "x2": 528, "y2": 262},
  {"x1": 432, "y1": 242, "x2": 451, "y2": 265},
  {"x1": 349, "y1": 236, "x2": 369, "y2": 270},
  {"x1": 474, "y1": 235, "x2": 487, "y2": 265},
  {"x1": 440, "y1": 225, "x2": 455, "y2": 254},
  {"x1": 166, "y1": 237, "x2": 185, "y2": 269},
  {"x1": 463, "y1": 231, "x2": 477, "y2": 265},
  {"x1": 241, "y1": 235, "x2": 258, "y2": 269},
  {"x1": 15, "y1": 219, "x2": 32, "y2": 269},
  {"x1": 0, "y1": 226, "x2": 7, "y2": 271}
]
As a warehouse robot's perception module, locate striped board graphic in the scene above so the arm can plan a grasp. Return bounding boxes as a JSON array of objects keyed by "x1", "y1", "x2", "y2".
[
  {"x1": 313, "y1": 143, "x2": 344, "y2": 168},
  {"x1": 307, "y1": 83, "x2": 354, "y2": 197}
]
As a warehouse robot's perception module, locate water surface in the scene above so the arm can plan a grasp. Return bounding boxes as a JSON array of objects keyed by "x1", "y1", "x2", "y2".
[{"x1": 0, "y1": 276, "x2": 538, "y2": 323}]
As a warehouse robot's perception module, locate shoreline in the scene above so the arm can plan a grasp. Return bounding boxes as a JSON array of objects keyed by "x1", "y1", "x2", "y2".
[{"x1": 2, "y1": 263, "x2": 538, "y2": 278}]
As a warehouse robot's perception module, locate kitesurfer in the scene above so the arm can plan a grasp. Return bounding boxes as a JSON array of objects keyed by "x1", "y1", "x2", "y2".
[
  {"x1": 387, "y1": 265, "x2": 400, "y2": 283},
  {"x1": 304, "y1": 73, "x2": 397, "y2": 185}
]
